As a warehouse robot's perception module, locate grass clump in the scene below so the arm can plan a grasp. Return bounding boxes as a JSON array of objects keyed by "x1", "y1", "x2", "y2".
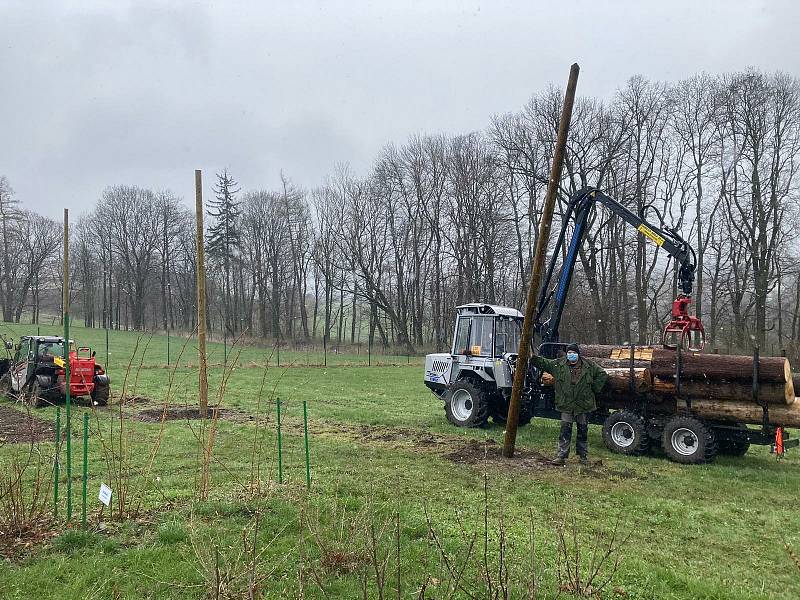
[
  {"x1": 157, "y1": 519, "x2": 188, "y2": 545},
  {"x1": 52, "y1": 530, "x2": 100, "y2": 554}
]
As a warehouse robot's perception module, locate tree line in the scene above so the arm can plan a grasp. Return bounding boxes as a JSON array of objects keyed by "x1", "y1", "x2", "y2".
[{"x1": 1, "y1": 68, "x2": 799, "y2": 358}]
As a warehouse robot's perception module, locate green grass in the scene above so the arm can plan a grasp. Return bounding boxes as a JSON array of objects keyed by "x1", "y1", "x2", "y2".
[{"x1": 0, "y1": 321, "x2": 798, "y2": 599}]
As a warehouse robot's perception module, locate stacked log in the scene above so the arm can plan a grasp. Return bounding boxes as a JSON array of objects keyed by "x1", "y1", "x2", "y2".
[
  {"x1": 679, "y1": 398, "x2": 800, "y2": 428},
  {"x1": 550, "y1": 344, "x2": 800, "y2": 427},
  {"x1": 540, "y1": 368, "x2": 651, "y2": 395}
]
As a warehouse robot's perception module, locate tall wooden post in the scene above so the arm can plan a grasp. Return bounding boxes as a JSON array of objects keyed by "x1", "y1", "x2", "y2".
[
  {"x1": 195, "y1": 170, "x2": 208, "y2": 418},
  {"x1": 503, "y1": 63, "x2": 580, "y2": 458},
  {"x1": 63, "y1": 208, "x2": 73, "y2": 519}
]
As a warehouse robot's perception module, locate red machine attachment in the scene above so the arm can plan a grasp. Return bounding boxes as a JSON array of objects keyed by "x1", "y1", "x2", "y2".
[
  {"x1": 55, "y1": 346, "x2": 97, "y2": 396},
  {"x1": 662, "y1": 295, "x2": 705, "y2": 351},
  {"x1": 773, "y1": 427, "x2": 786, "y2": 459}
]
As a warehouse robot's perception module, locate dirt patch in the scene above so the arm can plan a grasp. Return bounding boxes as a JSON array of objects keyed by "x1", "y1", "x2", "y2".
[
  {"x1": 0, "y1": 520, "x2": 59, "y2": 562},
  {"x1": 445, "y1": 437, "x2": 645, "y2": 479},
  {"x1": 0, "y1": 405, "x2": 54, "y2": 444},
  {"x1": 444, "y1": 437, "x2": 559, "y2": 470},
  {"x1": 306, "y1": 420, "x2": 645, "y2": 480},
  {"x1": 135, "y1": 406, "x2": 253, "y2": 423}
]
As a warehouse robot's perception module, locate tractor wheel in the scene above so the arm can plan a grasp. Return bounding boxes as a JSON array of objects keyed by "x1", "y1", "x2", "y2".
[
  {"x1": 26, "y1": 381, "x2": 46, "y2": 409},
  {"x1": 715, "y1": 423, "x2": 750, "y2": 457},
  {"x1": 602, "y1": 410, "x2": 649, "y2": 456},
  {"x1": 490, "y1": 400, "x2": 508, "y2": 425},
  {"x1": 0, "y1": 372, "x2": 11, "y2": 397},
  {"x1": 91, "y1": 382, "x2": 110, "y2": 406},
  {"x1": 490, "y1": 397, "x2": 533, "y2": 426},
  {"x1": 445, "y1": 380, "x2": 490, "y2": 428},
  {"x1": 662, "y1": 416, "x2": 717, "y2": 464},
  {"x1": 517, "y1": 394, "x2": 535, "y2": 426}
]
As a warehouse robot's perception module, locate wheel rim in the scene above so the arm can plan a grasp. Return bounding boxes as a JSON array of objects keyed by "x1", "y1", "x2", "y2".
[
  {"x1": 671, "y1": 427, "x2": 699, "y2": 456},
  {"x1": 610, "y1": 421, "x2": 635, "y2": 448},
  {"x1": 451, "y1": 389, "x2": 474, "y2": 422}
]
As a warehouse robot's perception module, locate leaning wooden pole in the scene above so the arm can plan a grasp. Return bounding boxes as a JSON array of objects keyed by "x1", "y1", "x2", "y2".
[
  {"x1": 195, "y1": 170, "x2": 208, "y2": 419},
  {"x1": 503, "y1": 63, "x2": 580, "y2": 458}
]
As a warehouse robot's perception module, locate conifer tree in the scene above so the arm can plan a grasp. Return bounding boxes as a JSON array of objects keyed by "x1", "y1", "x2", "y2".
[{"x1": 206, "y1": 169, "x2": 241, "y2": 335}]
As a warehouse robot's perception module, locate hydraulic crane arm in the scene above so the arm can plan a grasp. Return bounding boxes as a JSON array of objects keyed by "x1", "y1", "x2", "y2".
[{"x1": 535, "y1": 187, "x2": 703, "y2": 353}]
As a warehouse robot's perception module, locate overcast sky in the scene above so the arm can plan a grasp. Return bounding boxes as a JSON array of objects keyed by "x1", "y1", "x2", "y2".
[{"x1": 1, "y1": 0, "x2": 798, "y2": 219}]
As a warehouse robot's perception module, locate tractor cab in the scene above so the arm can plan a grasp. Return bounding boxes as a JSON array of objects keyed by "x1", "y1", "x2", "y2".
[{"x1": 424, "y1": 303, "x2": 523, "y2": 399}]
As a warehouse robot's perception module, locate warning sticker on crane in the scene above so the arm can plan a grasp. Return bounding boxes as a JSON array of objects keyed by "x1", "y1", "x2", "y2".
[{"x1": 637, "y1": 224, "x2": 665, "y2": 246}]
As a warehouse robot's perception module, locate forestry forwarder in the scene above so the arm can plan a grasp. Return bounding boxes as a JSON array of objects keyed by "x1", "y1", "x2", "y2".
[
  {"x1": 0, "y1": 335, "x2": 110, "y2": 408},
  {"x1": 424, "y1": 187, "x2": 797, "y2": 464}
]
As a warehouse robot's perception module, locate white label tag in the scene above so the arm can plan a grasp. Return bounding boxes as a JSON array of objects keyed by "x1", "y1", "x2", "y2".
[{"x1": 98, "y1": 483, "x2": 112, "y2": 507}]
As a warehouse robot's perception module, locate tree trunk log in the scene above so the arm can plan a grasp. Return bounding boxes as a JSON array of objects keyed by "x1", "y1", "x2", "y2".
[
  {"x1": 649, "y1": 349, "x2": 791, "y2": 386},
  {"x1": 652, "y1": 379, "x2": 793, "y2": 405},
  {"x1": 592, "y1": 357, "x2": 650, "y2": 369},
  {"x1": 578, "y1": 345, "x2": 795, "y2": 403},
  {"x1": 540, "y1": 368, "x2": 651, "y2": 394},
  {"x1": 578, "y1": 344, "x2": 657, "y2": 359},
  {"x1": 677, "y1": 398, "x2": 800, "y2": 428}
]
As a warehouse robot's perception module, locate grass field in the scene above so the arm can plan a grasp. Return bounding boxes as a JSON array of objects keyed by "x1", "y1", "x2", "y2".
[{"x1": 0, "y1": 321, "x2": 798, "y2": 599}]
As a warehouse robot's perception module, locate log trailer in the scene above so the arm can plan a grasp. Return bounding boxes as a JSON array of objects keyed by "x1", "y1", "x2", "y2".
[{"x1": 424, "y1": 188, "x2": 798, "y2": 464}]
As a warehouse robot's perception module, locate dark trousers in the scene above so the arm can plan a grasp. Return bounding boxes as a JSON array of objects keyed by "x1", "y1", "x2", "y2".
[{"x1": 557, "y1": 412, "x2": 588, "y2": 458}]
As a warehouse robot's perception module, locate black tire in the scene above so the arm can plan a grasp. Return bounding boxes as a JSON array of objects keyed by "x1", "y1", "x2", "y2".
[
  {"x1": 662, "y1": 416, "x2": 717, "y2": 464},
  {"x1": 26, "y1": 380, "x2": 46, "y2": 408},
  {"x1": 92, "y1": 382, "x2": 110, "y2": 406},
  {"x1": 445, "y1": 379, "x2": 490, "y2": 428},
  {"x1": 518, "y1": 394, "x2": 535, "y2": 426},
  {"x1": 490, "y1": 394, "x2": 534, "y2": 426},
  {"x1": 602, "y1": 410, "x2": 649, "y2": 456},
  {"x1": 714, "y1": 423, "x2": 750, "y2": 457},
  {"x1": 490, "y1": 401, "x2": 507, "y2": 425},
  {"x1": 0, "y1": 372, "x2": 11, "y2": 397}
]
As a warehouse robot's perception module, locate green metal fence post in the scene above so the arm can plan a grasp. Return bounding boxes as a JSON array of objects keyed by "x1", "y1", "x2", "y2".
[
  {"x1": 82, "y1": 413, "x2": 88, "y2": 528},
  {"x1": 303, "y1": 400, "x2": 311, "y2": 489},
  {"x1": 276, "y1": 397, "x2": 283, "y2": 484},
  {"x1": 54, "y1": 407, "x2": 60, "y2": 518}
]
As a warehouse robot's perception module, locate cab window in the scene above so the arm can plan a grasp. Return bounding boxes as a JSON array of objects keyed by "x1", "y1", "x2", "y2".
[
  {"x1": 453, "y1": 316, "x2": 471, "y2": 354},
  {"x1": 469, "y1": 316, "x2": 493, "y2": 357},
  {"x1": 495, "y1": 318, "x2": 521, "y2": 356},
  {"x1": 15, "y1": 339, "x2": 31, "y2": 362}
]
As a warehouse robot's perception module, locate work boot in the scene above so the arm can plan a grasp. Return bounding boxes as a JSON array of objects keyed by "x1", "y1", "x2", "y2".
[
  {"x1": 579, "y1": 455, "x2": 589, "y2": 466},
  {"x1": 550, "y1": 456, "x2": 567, "y2": 466}
]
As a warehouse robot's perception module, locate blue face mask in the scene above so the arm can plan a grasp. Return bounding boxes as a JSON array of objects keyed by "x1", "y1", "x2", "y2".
[{"x1": 566, "y1": 351, "x2": 579, "y2": 363}]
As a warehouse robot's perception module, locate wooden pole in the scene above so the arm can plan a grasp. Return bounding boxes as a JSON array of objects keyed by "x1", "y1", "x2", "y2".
[
  {"x1": 63, "y1": 208, "x2": 73, "y2": 520},
  {"x1": 503, "y1": 63, "x2": 580, "y2": 458},
  {"x1": 195, "y1": 170, "x2": 208, "y2": 418}
]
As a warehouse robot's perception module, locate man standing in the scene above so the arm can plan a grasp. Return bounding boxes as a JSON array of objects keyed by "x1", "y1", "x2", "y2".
[{"x1": 531, "y1": 343, "x2": 607, "y2": 465}]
